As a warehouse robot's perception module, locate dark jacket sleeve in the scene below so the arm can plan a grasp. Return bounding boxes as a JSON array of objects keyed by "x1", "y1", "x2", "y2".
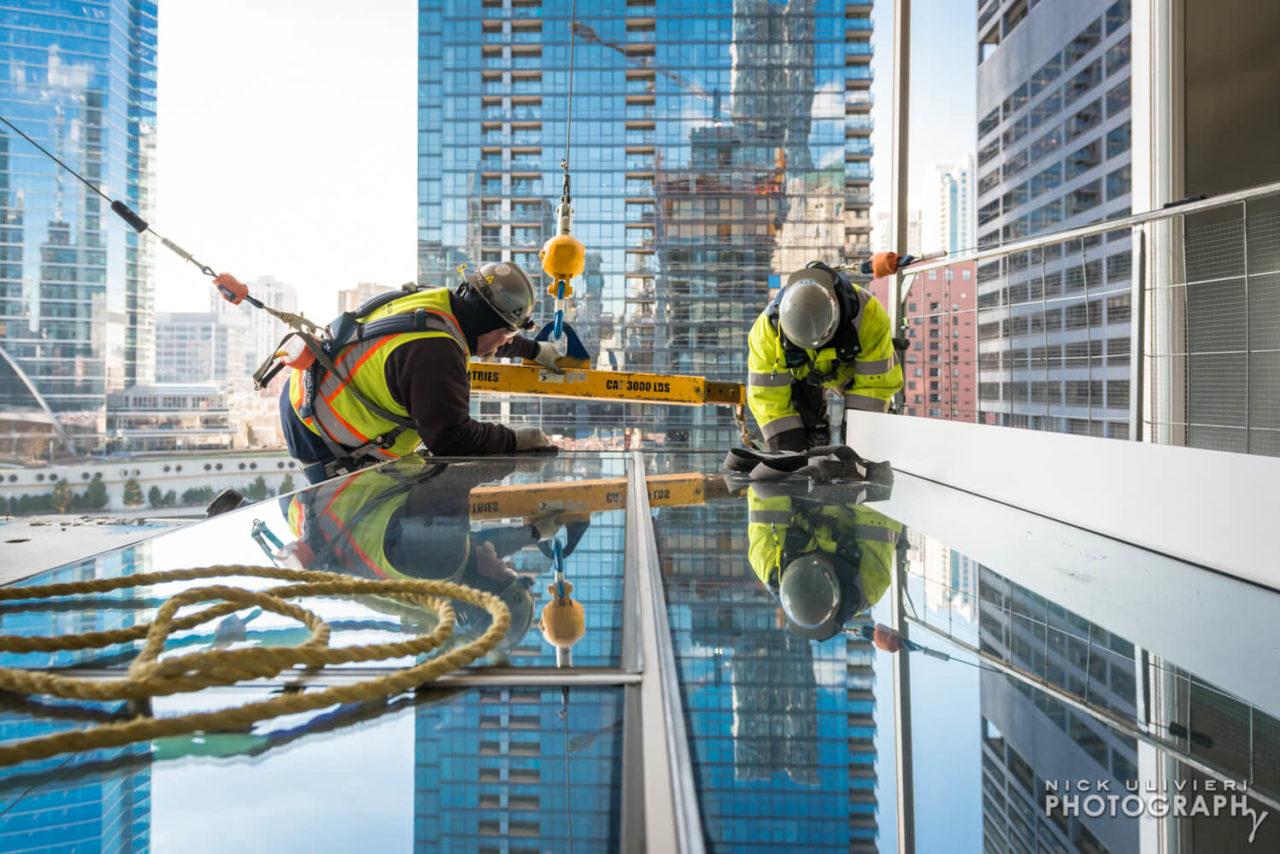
[
  {"x1": 384, "y1": 338, "x2": 517, "y2": 455},
  {"x1": 496, "y1": 335, "x2": 539, "y2": 360}
]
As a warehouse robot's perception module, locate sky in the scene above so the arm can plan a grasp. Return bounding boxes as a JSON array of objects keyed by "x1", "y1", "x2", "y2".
[
  {"x1": 871, "y1": 0, "x2": 979, "y2": 251},
  {"x1": 152, "y1": 0, "x2": 974, "y2": 321},
  {"x1": 153, "y1": 0, "x2": 417, "y2": 321}
]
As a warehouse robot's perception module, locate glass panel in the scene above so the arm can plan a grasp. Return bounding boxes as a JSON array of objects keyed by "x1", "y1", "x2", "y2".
[
  {"x1": 0, "y1": 686, "x2": 624, "y2": 850},
  {"x1": 2, "y1": 454, "x2": 631, "y2": 671},
  {"x1": 646, "y1": 451, "x2": 1280, "y2": 851}
]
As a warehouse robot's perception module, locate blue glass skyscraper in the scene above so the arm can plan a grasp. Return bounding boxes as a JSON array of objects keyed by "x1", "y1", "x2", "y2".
[
  {"x1": 0, "y1": 1, "x2": 157, "y2": 446},
  {"x1": 418, "y1": 0, "x2": 873, "y2": 447}
]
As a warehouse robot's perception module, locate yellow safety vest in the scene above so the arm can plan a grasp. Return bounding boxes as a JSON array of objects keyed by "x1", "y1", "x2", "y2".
[
  {"x1": 288, "y1": 287, "x2": 469, "y2": 460},
  {"x1": 746, "y1": 282, "x2": 903, "y2": 444},
  {"x1": 746, "y1": 489, "x2": 900, "y2": 610},
  {"x1": 285, "y1": 463, "x2": 469, "y2": 581}
]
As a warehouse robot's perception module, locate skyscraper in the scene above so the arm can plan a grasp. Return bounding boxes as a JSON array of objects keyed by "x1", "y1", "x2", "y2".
[
  {"x1": 974, "y1": 0, "x2": 1132, "y2": 437},
  {"x1": 417, "y1": 0, "x2": 873, "y2": 447},
  {"x1": 937, "y1": 157, "x2": 974, "y2": 254},
  {"x1": 0, "y1": 1, "x2": 158, "y2": 444}
]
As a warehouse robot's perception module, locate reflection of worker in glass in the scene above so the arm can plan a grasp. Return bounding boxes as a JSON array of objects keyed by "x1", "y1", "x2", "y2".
[
  {"x1": 278, "y1": 456, "x2": 564, "y2": 654},
  {"x1": 746, "y1": 484, "x2": 905, "y2": 640}
]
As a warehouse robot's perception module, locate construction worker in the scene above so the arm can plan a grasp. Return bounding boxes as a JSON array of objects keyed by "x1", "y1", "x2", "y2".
[
  {"x1": 278, "y1": 455, "x2": 567, "y2": 655},
  {"x1": 745, "y1": 484, "x2": 905, "y2": 641},
  {"x1": 280, "y1": 261, "x2": 567, "y2": 483},
  {"x1": 747, "y1": 254, "x2": 906, "y2": 451}
]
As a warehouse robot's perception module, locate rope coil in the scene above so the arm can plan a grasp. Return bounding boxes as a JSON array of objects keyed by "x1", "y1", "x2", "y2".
[{"x1": 0, "y1": 566, "x2": 510, "y2": 767}]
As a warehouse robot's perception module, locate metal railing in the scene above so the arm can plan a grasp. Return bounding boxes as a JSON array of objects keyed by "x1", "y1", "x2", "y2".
[{"x1": 891, "y1": 178, "x2": 1280, "y2": 456}]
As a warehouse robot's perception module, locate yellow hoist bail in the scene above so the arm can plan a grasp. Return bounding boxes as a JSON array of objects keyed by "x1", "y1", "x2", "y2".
[{"x1": 540, "y1": 202, "x2": 586, "y2": 296}]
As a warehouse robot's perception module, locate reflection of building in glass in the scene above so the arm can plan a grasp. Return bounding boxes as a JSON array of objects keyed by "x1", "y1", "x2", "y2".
[
  {"x1": 976, "y1": 565, "x2": 1138, "y2": 853},
  {"x1": 974, "y1": 0, "x2": 1133, "y2": 437},
  {"x1": 937, "y1": 157, "x2": 975, "y2": 255},
  {"x1": 908, "y1": 529, "x2": 977, "y2": 620},
  {"x1": 417, "y1": 0, "x2": 871, "y2": 446},
  {"x1": 413, "y1": 687, "x2": 623, "y2": 851},
  {"x1": 0, "y1": 2, "x2": 158, "y2": 446},
  {"x1": 0, "y1": 550, "x2": 152, "y2": 850},
  {"x1": 657, "y1": 500, "x2": 880, "y2": 852}
]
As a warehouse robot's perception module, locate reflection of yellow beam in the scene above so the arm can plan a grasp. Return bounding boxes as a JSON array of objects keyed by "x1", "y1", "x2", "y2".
[
  {"x1": 468, "y1": 362, "x2": 743, "y2": 407},
  {"x1": 469, "y1": 473, "x2": 728, "y2": 520}
]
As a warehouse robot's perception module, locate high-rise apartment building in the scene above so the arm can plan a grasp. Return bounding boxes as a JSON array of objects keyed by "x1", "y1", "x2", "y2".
[
  {"x1": 937, "y1": 157, "x2": 975, "y2": 254},
  {"x1": 418, "y1": 0, "x2": 874, "y2": 447},
  {"x1": 974, "y1": 0, "x2": 1132, "y2": 437},
  {"x1": 872, "y1": 209, "x2": 922, "y2": 255},
  {"x1": 0, "y1": 1, "x2": 158, "y2": 442},
  {"x1": 337, "y1": 281, "x2": 395, "y2": 315},
  {"x1": 870, "y1": 260, "x2": 978, "y2": 421},
  {"x1": 154, "y1": 311, "x2": 251, "y2": 387}
]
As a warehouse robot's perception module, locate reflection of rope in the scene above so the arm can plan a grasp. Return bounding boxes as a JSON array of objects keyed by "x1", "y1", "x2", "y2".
[{"x1": 0, "y1": 565, "x2": 509, "y2": 766}]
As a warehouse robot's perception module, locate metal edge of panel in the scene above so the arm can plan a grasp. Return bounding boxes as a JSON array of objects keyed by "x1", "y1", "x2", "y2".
[
  {"x1": 620, "y1": 454, "x2": 647, "y2": 854},
  {"x1": 629, "y1": 450, "x2": 706, "y2": 854},
  {"x1": 53, "y1": 666, "x2": 643, "y2": 689}
]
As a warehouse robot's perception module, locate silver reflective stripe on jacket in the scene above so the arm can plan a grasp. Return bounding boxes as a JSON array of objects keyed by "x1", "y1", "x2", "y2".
[
  {"x1": 759, "y1": 414, "x2": 805, "y2": 439},
  {"x1": 853, "y1": 354, "x2": 895, "y2": 375},
  {"x1": 854, "y1": 523, "x2": 899, "y2": 544},
  {"x1": 749, "y1": 509, "x2": 793, "y2": 525},
  {"x1": 844, "y1": 392, "x2": 889, "y2": 412},
  {"x1": 748, "y1": 371, "x2": 793, "y2": 388}
]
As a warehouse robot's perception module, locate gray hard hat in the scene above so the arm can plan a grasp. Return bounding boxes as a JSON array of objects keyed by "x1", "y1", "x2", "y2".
[
  {"x1": 462, "y1": 262, "x2": 537, "y2": 331},
  {"x1": 778, "y1": 554, "x2": 843, "y2": 640},
  {"x1": 778, "y1": 272, "x2": 840, "y2": 350}
]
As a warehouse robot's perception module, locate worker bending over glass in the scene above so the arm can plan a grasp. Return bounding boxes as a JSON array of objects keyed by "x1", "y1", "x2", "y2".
[
  {"x1": 746, "y1": 253, "x2": 907, "y2": 451},
  {"x1": 280, "y1": 261, "x2": 567, "y2": 483}
]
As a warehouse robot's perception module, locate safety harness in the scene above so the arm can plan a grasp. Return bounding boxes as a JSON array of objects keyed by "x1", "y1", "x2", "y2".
[{"x1": 254, "y1": 285, "x2": 459, "y2": 479}]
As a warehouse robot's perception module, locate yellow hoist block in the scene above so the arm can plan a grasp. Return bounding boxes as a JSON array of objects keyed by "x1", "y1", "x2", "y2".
[
  {"x1": 468, "y1": 473, "x2": 730, "y2": 520},
  {"x1": 469, "y1": 362, "x2": 744, "y2": 408}
]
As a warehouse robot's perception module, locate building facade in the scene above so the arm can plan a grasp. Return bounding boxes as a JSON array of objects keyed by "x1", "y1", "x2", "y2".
[
  {"x1": 105, "y1": 382, "x2": 235, "y2": 451},
  {"x1": 337, "y1": 280, "x2": 395, "y2": 315},
  {"x1": 937, "y1": 157, "x2": 975, "y2": 254},
  {"x1": 418, "y1": 0, "x2": 875, "y2": 447},
  {"x1": 974, "y1": 0, "x2": 1132, "y2": 437},
  {"x1": 211, "y1": 274, "x2": 298, "y2": 371},
  {"x1": 154, "y1": 310, "x2": 252, "y2": 387},
  {"x1": 0, "y1": 0, "x2": 158, "y2": 444}
]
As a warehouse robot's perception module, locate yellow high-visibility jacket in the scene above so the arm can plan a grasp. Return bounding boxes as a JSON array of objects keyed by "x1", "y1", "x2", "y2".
[
  {"x1": 288, "y1": 287, "x2": 468, "y2": 461},
  {"x1": 746, "y1": 281, "x2": 903, "y2": 448},
  {"x1": 746, "y1": 488, "x2": 901, "y2": 612}
]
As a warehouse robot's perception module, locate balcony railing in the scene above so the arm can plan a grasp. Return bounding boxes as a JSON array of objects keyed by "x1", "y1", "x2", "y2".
[{"x1": 889, "y1": 178, "x2": 1280, "y2": 457}]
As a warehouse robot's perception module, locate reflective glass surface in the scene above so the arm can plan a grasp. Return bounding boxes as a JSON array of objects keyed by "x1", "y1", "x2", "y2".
[
  {"x1": 1, "y1": 453, "x2": 630, "y2": 672},
  {"x1": 648, "y1": 452, "x2": 1280, "y2": 852},
  {"x1": 0, "y1": 686, "x2": 624, "y2": 851},
  {"x1": 4, "y1": 450, "x2": 1280, "y2": 851}
]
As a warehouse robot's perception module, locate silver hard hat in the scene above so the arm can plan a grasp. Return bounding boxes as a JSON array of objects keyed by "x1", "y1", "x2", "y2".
[
  {"x1": 462, "y1": 261, "x2": 537, "y2": 331},
  {"x1": 778, "y1": 273, "x2": 840, "y2": 350},
  {"x1": 778, "y1": 554, "x2": 843, "y2": 640}
]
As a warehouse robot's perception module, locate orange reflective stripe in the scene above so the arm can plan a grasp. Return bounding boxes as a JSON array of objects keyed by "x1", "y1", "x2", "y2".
[
  {"x1": 320, "y1": 504, "x2": 385, "y2": 577},
  {"x1": 324, "y1": 337, "x2": 397, "y2": 404}
]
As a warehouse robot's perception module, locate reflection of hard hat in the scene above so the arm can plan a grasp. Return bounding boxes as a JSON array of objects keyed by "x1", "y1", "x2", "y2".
[
  {"x1": 778, "y1": 273, "x2": 840, "y2": 350},
  {"x1": 777, "y1": 553, "x2": 866, "y2": 641},
  {"x1": 382, "y1": 515, "x2": 470, "y2": 582},
  {"x1": 461, "y1": 262, "x2": 537, "y2": 331},
  {"x1": 455, "y1": 575, "x2": 536, "y2": 653}
]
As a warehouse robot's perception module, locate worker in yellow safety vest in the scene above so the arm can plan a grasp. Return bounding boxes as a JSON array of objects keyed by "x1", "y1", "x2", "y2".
[
  {"x1": 280, "y1": 261, "x2": 567, "y2": 483},
  {"x1": 747, "y1": 255, "x2": 906, "y2": 451},
  {"x1": 746, "y1": 484, "x2": 906, "y2": 641},
  {"x1": 278, "y1": 456, "x2": 565, "y2": 655}
]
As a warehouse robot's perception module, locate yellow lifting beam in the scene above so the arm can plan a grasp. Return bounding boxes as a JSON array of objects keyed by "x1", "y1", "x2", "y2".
[
  {"x1": 468, "y1": 472, "x2": 730, "y2": 520},
  {"x1": 468, "y1": 362, "x2": 744, "y2": 408}
]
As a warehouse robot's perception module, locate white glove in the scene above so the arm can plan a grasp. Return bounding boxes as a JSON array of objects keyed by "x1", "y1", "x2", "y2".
[
  {"x1": 534, "y1": 341, "x2": 565, "y2": 373},
  {"x1": 514, "y1": 426, "x2": 555, "y2": 451}
]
